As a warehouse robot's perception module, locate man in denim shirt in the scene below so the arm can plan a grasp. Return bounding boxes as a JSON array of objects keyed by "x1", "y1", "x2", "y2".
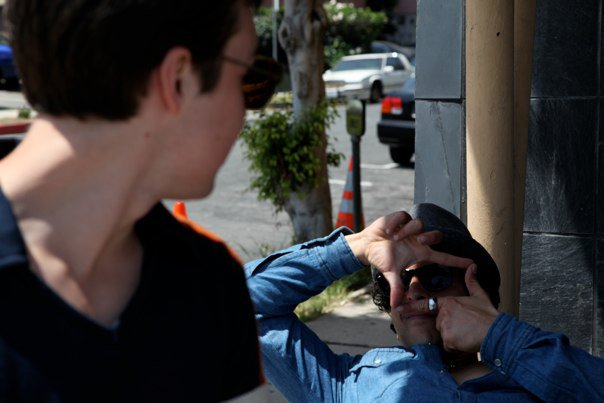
[{"x1": 245, "y1": 203, "x2": 604, "y2": 402}]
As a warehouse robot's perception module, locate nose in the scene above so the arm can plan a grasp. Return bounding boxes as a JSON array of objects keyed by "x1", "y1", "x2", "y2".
[{"x1": 405, "y1": 275, "x2": 429, "y2": 301}]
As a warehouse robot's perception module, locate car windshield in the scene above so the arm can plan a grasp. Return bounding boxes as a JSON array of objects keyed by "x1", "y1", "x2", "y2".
[{"x1": 331, "y1": 58, "x2": 382, "y2": 71}]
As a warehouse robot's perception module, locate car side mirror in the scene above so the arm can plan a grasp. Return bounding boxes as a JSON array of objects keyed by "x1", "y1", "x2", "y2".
[{"x1": 383, "y1": 66, "x2": 394, "y2": 73}]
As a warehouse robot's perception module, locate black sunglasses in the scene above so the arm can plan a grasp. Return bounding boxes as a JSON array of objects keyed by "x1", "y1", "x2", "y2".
[
  {"x1": 223, "y1": 54, "x2": 283, "y2": 110},
  {"x1": 400, "y1": 264, "x2": 463, "y2": 292}
]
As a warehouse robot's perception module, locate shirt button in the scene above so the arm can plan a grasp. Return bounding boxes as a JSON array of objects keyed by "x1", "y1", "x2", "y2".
[
  {"x1": 374, "y1": 358, "x2": 382, "y2": 365},
  {"x1": 494, "y1": 358, "x2": 502, "y2": 367}
]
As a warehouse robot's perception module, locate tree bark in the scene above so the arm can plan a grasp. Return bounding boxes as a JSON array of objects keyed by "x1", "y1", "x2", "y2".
[{"x1": 279, "y1": 0, "x2": 333, "y2": 242}]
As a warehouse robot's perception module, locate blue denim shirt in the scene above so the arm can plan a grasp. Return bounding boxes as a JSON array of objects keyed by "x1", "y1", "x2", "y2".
[{"x1": 244, "y1": 229, "x2": 604, "y2": 402}]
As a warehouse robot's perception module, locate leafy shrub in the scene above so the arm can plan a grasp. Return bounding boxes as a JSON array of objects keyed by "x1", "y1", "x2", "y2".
[{"x1": 240, "y1": 101, "x2": 343, "y2": 212}]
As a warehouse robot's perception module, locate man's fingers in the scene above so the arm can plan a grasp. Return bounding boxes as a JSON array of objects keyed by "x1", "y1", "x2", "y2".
[
  {"x1": 427, "y1": 249, "x2": 474, "y2": 269},
  {"x1": 464, "y1": 264, "x2": 487, "y2": 297},
  {"x1": 384, "y1": 211, "x2": 412, "y2": 236},
  {"x1": 397, "y1": 297, "x2": 442, "y2": 314},
  {"x1": 382, "y1": 271, "x2": 404, "y2": 309},
  {"x1": 417, "y1": 230, "x2": 442, "y2": 245},
  {"x1": 391, "y1": 219, "x2": 423, "y2": 241}
]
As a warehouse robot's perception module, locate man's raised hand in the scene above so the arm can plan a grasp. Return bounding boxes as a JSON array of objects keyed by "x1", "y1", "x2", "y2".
[
  {"x1": 435, "y1": 264, "x2": 499, "y2": 353},
  {"x1": 345, "y1": 211, "x2": 474, "y2": 310}
]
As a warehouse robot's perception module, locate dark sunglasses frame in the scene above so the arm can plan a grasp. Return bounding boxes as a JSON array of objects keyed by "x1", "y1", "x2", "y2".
[
  {"x1": 223, "y1": 54, "x2": 283, "y2": 110},
  {"x1": 400, "y1": 264, "x2": 464, "y2": 292}
]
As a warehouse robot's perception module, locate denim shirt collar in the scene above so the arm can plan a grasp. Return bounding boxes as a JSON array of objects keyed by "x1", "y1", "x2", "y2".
[{"x1": 349, "y1": 343, "x2": 445, "y2": 372}]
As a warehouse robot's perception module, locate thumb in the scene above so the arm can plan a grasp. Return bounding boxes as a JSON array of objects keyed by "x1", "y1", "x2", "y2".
[
  {"x1": 382, "y1": 271, "x2": 404, "y2": 310},
  {"x1": 465, "y1": 264, "x2": 487, "y2": 297}
]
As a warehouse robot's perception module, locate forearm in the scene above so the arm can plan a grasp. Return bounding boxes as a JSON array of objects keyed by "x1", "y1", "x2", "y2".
[
  {"x1": 244, "y1": 228, "x2": 365, "y2": 317},
  {"x1": 481, "y1": 313, "x2": 604, "y2": 401}
]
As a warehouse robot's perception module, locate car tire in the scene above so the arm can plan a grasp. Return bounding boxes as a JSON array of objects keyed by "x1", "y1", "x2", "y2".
[
  {"x1": 369, "y1": 81, "x2": 382, "y2": 103},
  {"x1": 389, "y1": 146, "x2": 413, "y2": 165}
]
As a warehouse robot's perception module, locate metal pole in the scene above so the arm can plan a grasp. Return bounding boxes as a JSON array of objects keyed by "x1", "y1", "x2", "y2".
[
  {"x1": 345, "y1": 99, "x2": 365, "y2": 232},
  {"x1": 351, "y1": 136, "x2": 363, "y2": 232},
  {"x1": 272, "y1": 0, "x2": 279, "y2": 60}
]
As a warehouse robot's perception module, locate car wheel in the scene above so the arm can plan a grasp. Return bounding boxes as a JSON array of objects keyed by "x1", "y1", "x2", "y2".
[
  {"x1": 369, "y1": 81, "x2": 382, "y2": 103},
  {"x1": 389, "y1": 146, "x2": 413, "y2": 165}
]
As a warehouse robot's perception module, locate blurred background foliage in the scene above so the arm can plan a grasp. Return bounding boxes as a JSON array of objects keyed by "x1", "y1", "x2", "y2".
[{"x1": 254, "y1": 1, "x2": 388, "y2": 71}]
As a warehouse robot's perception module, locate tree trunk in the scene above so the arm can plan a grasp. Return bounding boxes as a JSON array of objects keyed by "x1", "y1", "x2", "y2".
[{"x1": 279, "y1": 0, "x2": 333, "y2": 242}]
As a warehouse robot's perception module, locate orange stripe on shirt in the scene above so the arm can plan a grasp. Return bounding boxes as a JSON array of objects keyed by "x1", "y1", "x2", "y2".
[{"x1": 172, "y1": 212, "x2": 243, "y2": 266}]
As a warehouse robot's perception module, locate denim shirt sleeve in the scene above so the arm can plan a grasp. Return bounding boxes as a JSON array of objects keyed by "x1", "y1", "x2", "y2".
[
  {"x1": 244, "y1": 228, "x2": 365, "y2": 403},
  {"x1": 244, "y1": 228, "x2": 364, "y2": 318},
  {"x1": 480, "y1": 313, "x2": 604, "y2": 402}
]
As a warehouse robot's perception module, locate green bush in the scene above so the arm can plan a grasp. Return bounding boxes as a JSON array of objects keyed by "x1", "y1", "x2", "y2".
[{"x1": 240, "y1": 101, "x2": 343, "y2": 212}]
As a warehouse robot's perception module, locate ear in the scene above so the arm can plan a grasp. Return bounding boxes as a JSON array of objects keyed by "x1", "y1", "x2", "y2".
[{"x1": 155, "y1": 47, "x2": 194, "y2": 114}]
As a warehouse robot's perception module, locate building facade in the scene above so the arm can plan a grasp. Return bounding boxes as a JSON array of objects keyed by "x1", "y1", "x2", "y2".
[{"x1": 414, "y1": 0, "x2": 604, "y2": 356}]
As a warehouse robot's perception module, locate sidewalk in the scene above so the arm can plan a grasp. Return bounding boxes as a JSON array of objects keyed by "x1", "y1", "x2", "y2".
[{"x1": 267, "y1": 287, "x2": 395, "y2": 402}]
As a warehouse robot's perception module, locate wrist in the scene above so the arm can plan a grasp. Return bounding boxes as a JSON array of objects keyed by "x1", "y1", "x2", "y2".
[{"x1": 344, "y1": 232, "x2": 369, "y2": 266}]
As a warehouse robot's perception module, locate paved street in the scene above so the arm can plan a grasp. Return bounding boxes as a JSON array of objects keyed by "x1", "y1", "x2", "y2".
[
  {"x1": 172, "y1": 103, "x2": 415, "y2": 261},
  {"x1": 0, "y1": 89, "x2": 28, "y2": 110}
]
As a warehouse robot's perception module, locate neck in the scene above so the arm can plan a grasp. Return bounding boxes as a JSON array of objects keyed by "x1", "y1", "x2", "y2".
[
  {"x1": 440, "y1": 349, "x2": 492, "y2": 385},
  {"x1": 0, "y1": 116, "x2": 157, "y2": 325},
  {"x1": 440, "y1": 350, "x2": 479, "y2": 371}
]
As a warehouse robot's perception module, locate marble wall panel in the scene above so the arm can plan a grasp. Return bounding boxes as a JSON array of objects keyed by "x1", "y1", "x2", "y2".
[
  {"x1": 524, "y1": 99, "x2": 597, "y2": 234},
  {"x1": 532, "y1": 0, "x2": 599, "y2": 97},
  {"x1": 414, "y1": 100, "x2": 464, "y2": 217},
  {"x1": 520, "y1": 234, "x2": 594, "y2": 352},
  {"x1": 415, "y1": 0, "x2": 463, "y2": 100}
]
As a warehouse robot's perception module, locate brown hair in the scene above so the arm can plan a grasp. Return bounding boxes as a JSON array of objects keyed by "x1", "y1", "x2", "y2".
[{"x1": 4, "y1": 0, "x2": 258, "y2": 120}]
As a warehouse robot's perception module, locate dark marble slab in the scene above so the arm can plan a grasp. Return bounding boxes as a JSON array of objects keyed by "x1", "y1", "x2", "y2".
[
  {"x1": 599, "y1": 138, "x2": 604, "y2": 236},
  {"x1": 597, "y1": 239, "x2": 604, "y2": 357},
  {"x1": 520, "y1": 234, "x2": 594, "y2": 352},
  {"x1": 523, "y1": 98, "x2": 597, "y2": 234},
  {"x1": 415, "y1": 0, "x2": 463, "y2": 100},
  {"x1": 532, "y1": 0, "x2": 599, "y2": 98},
  {"x1": 414, "y1": 100, "x2": 463, "y2": 217},
  {"x1": 601, "y1": 1, "x2": 604, "y2": 98}
]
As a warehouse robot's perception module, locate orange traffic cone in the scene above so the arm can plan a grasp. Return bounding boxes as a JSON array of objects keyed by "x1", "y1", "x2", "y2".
[
  {"x1": 335, "y1": 158, "x2": 364, "y2": 230},
  {"x1": 173, "y1": 201, "x2": 188, "y2": 218}
]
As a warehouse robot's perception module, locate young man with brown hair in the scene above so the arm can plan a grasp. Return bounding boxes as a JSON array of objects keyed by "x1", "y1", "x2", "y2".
[{"x1": 0, "y1": 1, "x2": 277, "y2": 401}]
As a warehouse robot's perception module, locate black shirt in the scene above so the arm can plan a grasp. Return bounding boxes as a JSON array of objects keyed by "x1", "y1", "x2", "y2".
[{"x1": 0, "y1": 192, "x2": 263, "y2": 402}]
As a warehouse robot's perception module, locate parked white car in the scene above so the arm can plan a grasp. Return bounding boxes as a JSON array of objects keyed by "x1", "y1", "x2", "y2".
[{"x1": 323, "y1": 52, "x2": 414, "y2": 103}]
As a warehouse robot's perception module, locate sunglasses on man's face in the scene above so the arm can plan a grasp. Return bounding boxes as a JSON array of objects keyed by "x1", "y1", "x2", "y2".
[
  {"x1": 400, "y1": 264, "x2": 464, "y2": 292},
  {"x1": 223, "y1": 54, "x2": 283, "y2": 110}
]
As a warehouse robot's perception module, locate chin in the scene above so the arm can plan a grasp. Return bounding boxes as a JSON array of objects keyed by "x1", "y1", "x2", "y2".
[
  {"x1": 169, "y1": 182, "x2": 214, "y2": 201},
  {"x1": 198, "y1": 183, "x2": 214, "y2": 198},
  {"x1": 399, "y1": 328, "x2": 442, "y2": 347},
  {"x1": 189, "y1": 178, "x2": 215, "y2": 199}
]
